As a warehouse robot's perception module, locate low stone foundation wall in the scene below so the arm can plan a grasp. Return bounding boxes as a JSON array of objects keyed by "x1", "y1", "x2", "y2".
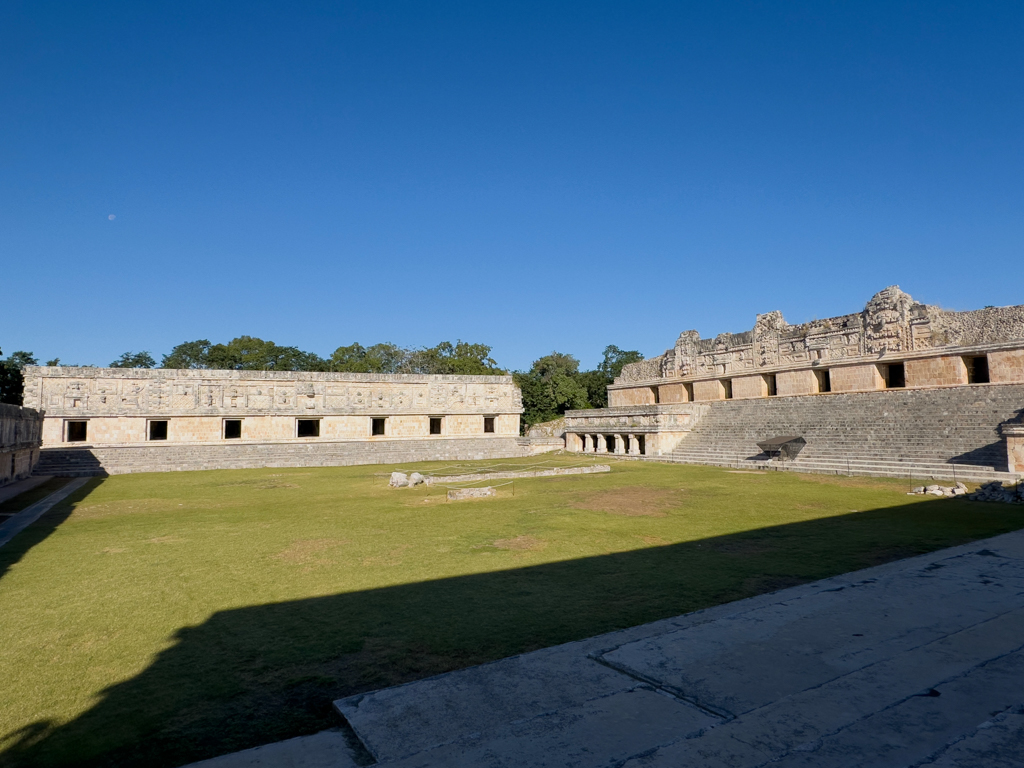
[
  {"x1": 1, "y1": 403, "x2": 43, "y2": 487},
  {"x1": 34, "y1": 437, "x2": 530, "y2": 476},
  {"x1": 427, "y1": 464, "x2": 610, "y2": 485}
]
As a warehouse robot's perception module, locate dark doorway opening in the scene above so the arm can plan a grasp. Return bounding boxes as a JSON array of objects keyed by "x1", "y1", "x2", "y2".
[
  {"x1": 483, "y1": 417, "x2": 495, "y2": 433},
  {"x1": 67, "y1": 421, "x2": 88, "y2": 442},
  {"x1": 297, "y1": 419, "x2": 320, "y2": 438},
  {"x1": 148, "y1": 421, "x2": 168, "y2": 441},
  {"x1": 885, "y1": 363, "x2": 906, "y2": 389},
  {"x1": 429, "y1": 417, "x2": 443, "y2": 435},
  {"x1": 722, "y1": 380, "x2": 733, "y2": 400},
  {"x1": 224, "y1": 420, "x2": 242, "y2": 439},
  {"x1": 764, "y1": 374, "x2": 777, "y2": 397},
  {"x1": 966, "y1": 356, "x2": 990, "y2": 384},
  {"x1": 371, "y1": 418, "x2": 386, "y2": 436},
  {"x1": 815, "y1": 369, "x2": 831, "y2": 393}
]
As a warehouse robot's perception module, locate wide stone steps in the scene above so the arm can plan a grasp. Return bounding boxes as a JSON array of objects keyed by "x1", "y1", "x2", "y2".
[{"x1": 656, "y1": 383, "x2": 1024, "y2": 482}]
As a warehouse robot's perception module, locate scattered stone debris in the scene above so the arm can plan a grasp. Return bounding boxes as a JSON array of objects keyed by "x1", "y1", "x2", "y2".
[
  {"x1": 967, "y1": 481, "x2": 1024, "y2": 504},
  {"x1": 447, "y1": 487, "x2": 496, "y2": 501},
  {"x1": 908, "y1": 483, "x2": 969, "y2": 498},
  {"x1": 388, "y1": 472, "x2": 427, "y2": 488},
  {"x1": 908, "y1": 481, "x2": 1024, "y2": 503},
  {"x1": 390, "y1": 464, "x2": 610, "y2": 488}
]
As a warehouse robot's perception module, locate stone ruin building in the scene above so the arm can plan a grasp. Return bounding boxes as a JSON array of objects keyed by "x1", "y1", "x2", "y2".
[
  {"x1": 565, "y1": 287, "x2": 1024, "y2": 481},
  {"x1": 0, "y1": 403, "x2": 43, "y2": 487},
  {"x1": 9, "y1": 286, "x2": 1024, "y2": 482},
  {"x1": 19, "y1": 370, "x2": 533, "y2": 475}
]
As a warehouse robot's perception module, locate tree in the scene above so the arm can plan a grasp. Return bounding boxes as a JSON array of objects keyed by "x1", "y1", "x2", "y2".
[
  {"x1": 406, "y1": 341, "x2": 505, "y2": 375},
  {"x1": 598, "y1": 345, "x2": 644, "y2": 379},
  {"x1": 362, "y1": 343, "x2": 408, "y2": 374},
  {"x1": 515, "y1": 352, "x2": 590, "y2": 429},
  {"x1": 110, "y1": 351, "x2": 156, "y2": 368},
  {"x1": 162, "y1": 340, "x2": 211, "y2": 369},
  {"x1": 329, "y1": 343, "x2": 369, "y2": 372},
  {"x1": 0, "y1": 349, "x2": 37, "y2": 405},
  {"x1": 163, "y1": 337, "x2": 326, "y2": 371}
]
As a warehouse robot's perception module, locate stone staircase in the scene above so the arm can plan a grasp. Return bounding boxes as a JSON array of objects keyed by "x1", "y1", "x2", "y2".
[
  {"x1": 34, "y1": 437, "x2": 528, "y2": 476},
  {"x1": 665, "y1": 383, "x2": 1024, "y2": 483}
]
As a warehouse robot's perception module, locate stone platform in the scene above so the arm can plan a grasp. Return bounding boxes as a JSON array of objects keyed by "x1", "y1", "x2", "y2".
[{"x1": 189, "y1": 528, "x2": 1024, "y2": 768}]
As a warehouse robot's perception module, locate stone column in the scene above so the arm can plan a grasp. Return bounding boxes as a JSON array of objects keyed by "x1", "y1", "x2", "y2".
[
  {"x1": 596, "y1": 434, "x2": 607, "y2": 453},
  {"x1": 628, "y1": 434, "x2": 640, "y2": 455},
  {"x1": 583, "y1": 434, "x2": 593, "y2": 453},
  {"x1": 614, "y1": 434, "x2": 626, "y2": 454},
  {"x1": 1005, "y1": 424, "x2": 1024, "y2": 474}
]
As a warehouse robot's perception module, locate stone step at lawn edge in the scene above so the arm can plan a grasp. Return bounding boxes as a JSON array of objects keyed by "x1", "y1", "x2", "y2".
[
  {"x1": 659, "y1": 457, "x2": 1019, "y2": 483},
  {"x1": 34, "y1": 438, "x2": 533, "y2": 476}
]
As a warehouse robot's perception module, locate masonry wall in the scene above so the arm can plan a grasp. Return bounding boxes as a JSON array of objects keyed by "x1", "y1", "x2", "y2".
[
  {"x1": 693, "y1": 380, "x2": 726, "y2": 401},
  {"x1": 830, "y1": 364, "x2": 886, "y2": 393},
  {"x1": 36, "y1": 437, "x2": 532, "y2": 476},
  {"x1": 777, "y1": 369, "x2": 818, "y2": 397},
  {"x1": 991, "y1": 349, "x2": 1024, "y2": 383},
  {"x1": 656, "y1": 383, "x2": 691, "y2": 403},
  {"x1": 24, "y1": 367, "x2": 523, "y2": 449},
  {"x1": 732, "y1": 375, "x2": 768, "y2": 400},
  {"x1": 609, "y1": 387, "x2": 657, "y2": 407},
  {"x1": 0, "y1": 403, "x2": 43, "y2": 486},
  {"x1": 905, "y1": 356, "x2": 968, "y2": 388}
]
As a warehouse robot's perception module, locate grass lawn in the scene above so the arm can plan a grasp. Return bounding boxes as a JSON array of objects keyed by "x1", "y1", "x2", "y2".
[{"x1": 1, "y1": 456, "x2": 1022, "y2": 768}]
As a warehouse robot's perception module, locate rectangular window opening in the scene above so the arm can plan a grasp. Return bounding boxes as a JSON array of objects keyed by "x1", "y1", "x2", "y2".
[
  {"x1": 722, "y1": 379, "x2": 733, "y2": 400},
  {"x1": 224, "y1": 419, "x2": 242, "y2": 439},
  {"x1": 764, "y1": 374, "x2": 777, "y2": 397},
  {"x1": 148, "y1": 420, "x2": 168, "y2": 441},
  {"x1": 67, "y1": 421, "x2": 88, "y2": 442},
  {"x1": 885, "y1": 363, "x2": 906, "y2": 389},
  {"x1": 650, "y1": 386, "x2": 660, "y2": 404},
  {"x1": 966, "y1": 355, "x2": 990, "y2": 384},
  {"x1": 483, "y1": 417, "x2": 495, "y2": 434},
  {"x1": 815, "y1": 369, "x2": 832, "y2": 393},
  {"x1": 683, "y1": 383, "x2": 694, "y2": 402},
  {"x1": 429, "y1": 417, "x2": 443, "y2": 435},
  {"x1": 371, "y1": 418, "x2": 386, "y2": 436},
  {"x1": 296, "y1": 419, "x2": 320, "y2": 438}
]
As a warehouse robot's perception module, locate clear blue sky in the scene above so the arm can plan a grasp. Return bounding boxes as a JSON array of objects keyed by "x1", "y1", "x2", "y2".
[{"x1": 3, "y1": 1, "x2": 1022, "y2": 370}]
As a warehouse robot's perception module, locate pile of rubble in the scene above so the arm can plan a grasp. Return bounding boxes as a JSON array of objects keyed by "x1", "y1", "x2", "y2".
[
  {"x1": 908, "y1": 483, "x2": 969, "y2": 497},
  {"x1": 967, "y1": 481, "x2": 1024, "y2": 504},
  {"x1": 907, "y1": 481, "x2": 1024, "y2": 503}
]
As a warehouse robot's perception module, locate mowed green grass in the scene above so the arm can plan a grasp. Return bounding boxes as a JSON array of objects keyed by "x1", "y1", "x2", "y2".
[{"x1": 1, "y1": 457, "x2": 1023, "y2": 768}]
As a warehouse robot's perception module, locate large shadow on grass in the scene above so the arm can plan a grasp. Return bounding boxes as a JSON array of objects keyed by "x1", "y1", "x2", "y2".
[
  {"x1": 3, "y1": 496, "x2": 1024, "y2": 768},
  {"x1": 0, "y1": 478, "x2": 103, "y2": 584}
]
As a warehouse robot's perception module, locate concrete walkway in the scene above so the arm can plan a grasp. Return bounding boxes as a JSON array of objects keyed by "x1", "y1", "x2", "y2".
[
  {"x1": 0, "y1": 477, "x2": 89, "y2": 549},
  {"x1": 0, "y1": 475, "x2": 51, "y2": 506},
  {"x1": 188, "y1": 529, "x2": 1024, "y2": 768}
]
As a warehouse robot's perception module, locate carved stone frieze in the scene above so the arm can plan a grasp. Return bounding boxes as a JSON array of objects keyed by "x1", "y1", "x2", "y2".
[
  {"x1": 23, "y1": 369, "x2": 523, "y2": 417},
  {"x1": 616, "y1": 287, "x2": 1024, "y2": 384}
]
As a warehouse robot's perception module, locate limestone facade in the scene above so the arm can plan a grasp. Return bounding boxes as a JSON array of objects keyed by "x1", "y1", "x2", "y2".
[
  {"x1": 610, "y1": 287, "x2": 1024, "y2": 405},
  {"x1": 567, "y1": 288, "x2": 1024, "y2": 464},
  {"x1": 0, "y1": 403, "x2": 43, "y2": 486},
  {"x1": 23, "y1": 368, "x2": 523, "y2": 451}
]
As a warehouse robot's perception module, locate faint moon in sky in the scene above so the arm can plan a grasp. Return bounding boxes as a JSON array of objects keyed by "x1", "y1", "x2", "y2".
[{"x1": 108, "y1": 214, "x2": 116, "y2": 220}]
